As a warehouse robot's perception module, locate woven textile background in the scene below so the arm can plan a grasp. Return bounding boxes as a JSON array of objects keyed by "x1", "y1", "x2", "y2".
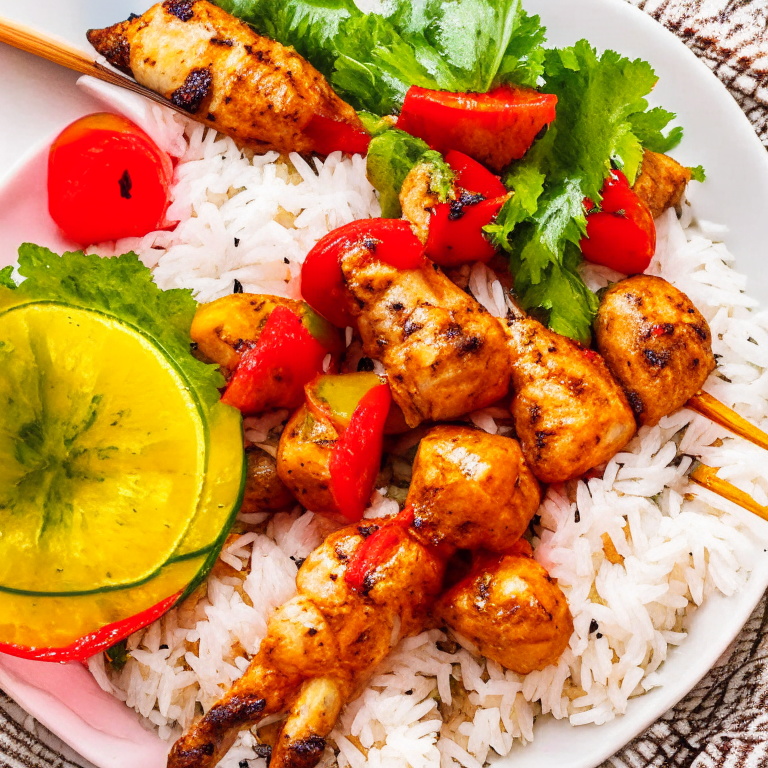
[{"x1": 2, "y1": 1, "x2": 768, "y2": 767}]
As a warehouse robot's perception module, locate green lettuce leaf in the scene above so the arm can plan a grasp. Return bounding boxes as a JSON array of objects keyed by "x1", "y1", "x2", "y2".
[
  {"x1": 628, "y1": 106, "x2": 683, "y2": 154},
  {"x1": 0, "y1": 266, "x2": 15, "y2": 290},
  {"x1": 488, "y1": 41, "x2": 680, "y2": 344},
  {"x1": 212, "y1": 0, "x2": 547, "y2": 114},
  {"x1": 0, "y1": 245, "x2": 224, "y2": 409},
  {"x1": 366, "y1": 129, "x2": 454, "y2": 217},
  {"x1": 688, "y1": 164, "x2": 707, "y2": 183}
]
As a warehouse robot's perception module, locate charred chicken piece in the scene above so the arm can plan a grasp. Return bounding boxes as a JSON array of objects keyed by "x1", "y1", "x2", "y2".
[
  {"x1": 595, "y1": 275, "x2": 716, "y2": 427},
  {"x1": 407, "y1": 425, "x2": 541, "y2": 551},
  {"x1": 191, "y1": 294, "x2": 297, "y2": 374},
  {"x1": 341, "y1": 245, "x2": 512, "y2": 427},
  {"x1": 276, "y1": 405, "x2": 338, "y2": 515},
  {"x1": 242, "y1": 447, "x2": 295, "y2": 516},
  {"x1": 435, "y1": 549, "x2": 573, "y2": 675},
  {"x1": 168, "y1": 519, "x2": 445, "y2": 768},
  {"x1": 88, "y1": 0, "x2": 366, "y2": 155},
  {"x1": 504, "y1": 306, "x2": 637, "y2": 484},
  {"x1": 399, "y1": 162, "x2": 441, "y2": 244},
  {"x1": 632, "y1": 150, "x2": 692, "y2": 220}
]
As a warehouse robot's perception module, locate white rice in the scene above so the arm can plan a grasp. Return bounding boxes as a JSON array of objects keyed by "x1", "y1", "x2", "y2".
[{"x1": 84, "y1": 89, "x2": 768, "y2": 767}]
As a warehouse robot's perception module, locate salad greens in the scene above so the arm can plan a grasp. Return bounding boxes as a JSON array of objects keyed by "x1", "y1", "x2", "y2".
[
  {"x1": 1, "y1": 245, "x2": 224, "y2": 407},
  {"x1": 487, "y1": 42, "x2": 685, "y2": 343},
  {"x1": 216, "y1": 0, "x2": 697, "y2": 344},
  {"x1": 213, "y1": 0, "x2": 546, "y2": 114},
  {"x1": 366, "y1": 129, "x2": 455, "y2": 218}
]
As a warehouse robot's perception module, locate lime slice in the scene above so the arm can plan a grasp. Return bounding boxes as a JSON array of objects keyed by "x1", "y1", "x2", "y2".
[{"x1": 0, "y1": 302, "x2": 206, "y2": 594}]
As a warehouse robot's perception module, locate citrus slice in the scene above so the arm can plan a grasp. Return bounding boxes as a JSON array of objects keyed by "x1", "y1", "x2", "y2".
[{"x1": 0, "y1": 302, "x2": 206, "y2": 594}]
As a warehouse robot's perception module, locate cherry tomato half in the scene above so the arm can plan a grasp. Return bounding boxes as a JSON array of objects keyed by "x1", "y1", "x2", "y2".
[
  {"x1": 580, "y1": 170, "x2": 657, "y2": 275},
  {"x1": 48, "y1": 113, "x2": 173, "y2": 245}
]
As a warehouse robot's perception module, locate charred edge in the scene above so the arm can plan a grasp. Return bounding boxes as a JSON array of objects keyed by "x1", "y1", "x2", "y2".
[
  {"x1": 692, "y1": 324, "x2": 709, "y2": 341},
  {"x1": 171, "y1": 67, "x2": 213, "y2": 114},
  {"x1": 403, "y1": 319, "x2": 423, "y2": 338},
  {"x1": 210, "y1": 37, "x2": 235, "y2": 46},
  {"x1": 458, "y1": 336, "x2": 482, "y2": 356},
  {"x1": 535, "y1": 430, "x2": 553, "y2": 450},
  {"x1": 169, "y1": 741, "x2": 215, "y2": 768},
  {"x1": 643, "y1": 348, "x2": 671, "y2": 369},
  {"x1": 254, "y1": 744, "x2": 273, "y2": 763},
  {"x1": 205, "y1": 694, "x2": 266, "y2": 726},
  {"x1": 163, "y1": 0, "x2": 196, "y2": 22},
  {"x1": 361, "y1": 570, "x2": 378, "y2": 596},
  {"x1": 86, "y1": 28, "x2": 132, "y2": 76},
  {"x1": 529, "y1": 404, "x2": 542, "y2": 425},
  {"x1": 448, "y1": 191, "x2": 485, "y2": 221},
  {"x1": 285, "y1": 735, "x2": 326, "y2": 767},
  {"x1": 358, "y1": 524, "x2": 380, "y2": 539},
  {"x1": 626, "y1": 390, "x2": 644, "y2": 416}
]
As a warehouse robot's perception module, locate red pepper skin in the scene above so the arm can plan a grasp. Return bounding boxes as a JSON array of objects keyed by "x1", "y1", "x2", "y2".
[
  {"x1": 303, "y1": 115, "x2": 371, "y2": 156},
  {"x1": 425, "y1": 195, "x2": 507, "y2": 267},
  {"x1": 0, "y1": 592, "x2": 180, "y2": 663},
  {"x1": 581, "y1": 170, "x2": 657, "y2": 275},
  {"x1": 330, "y1": 383, "x2": 392, "y2": 522},
  {"x1": 345, "y1": 507, "x2": 414, "y2": 592},
  {"x1": 445, "y1": 150, "x2": 507, "y2": 198},
  {"x1": 301, "y1": 219, "x2": 425, "y2": 328},
  {"x1": 222, "y1": 305, "x2": 328, "y2": 415},
  {"x1": 396, "y1": 85, "x2": 557, "y2": 172}
]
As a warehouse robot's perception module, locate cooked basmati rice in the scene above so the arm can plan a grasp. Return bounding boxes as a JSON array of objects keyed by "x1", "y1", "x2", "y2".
[{"x1": 83, "y1": 85, "x2": 768, "y2": 768}]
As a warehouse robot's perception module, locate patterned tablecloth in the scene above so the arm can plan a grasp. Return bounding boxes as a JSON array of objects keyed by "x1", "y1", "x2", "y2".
[{"x1": 3, "y1": 1, "x2": 768, "y2": 767}]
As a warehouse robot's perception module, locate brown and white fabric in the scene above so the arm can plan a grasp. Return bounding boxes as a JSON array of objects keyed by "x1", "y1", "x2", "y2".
[{"x1": 2, "y1": 1, "x2": 768, "y2": 766}]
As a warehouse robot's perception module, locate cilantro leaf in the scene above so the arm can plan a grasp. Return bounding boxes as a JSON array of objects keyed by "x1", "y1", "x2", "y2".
[
  {"x1": 2, "y1": 245, "x2": 224, "y2": 410},
  {"x1": 366, "y1": 129, "x2": 454, "y2": 217},
  {"x1": 688, "y1": 164, "x2": 707, "y2": 183},
  {"x1": 0, "y1": 266, "x2": 15, "y2": 290},
  {"x1": 212, "y1": 0, "x2": 547, "y2": 114},
  {"x1": 628, "y1": 107, "x2": 684, "y2": 154},
  {"x1": 489, "y1": 41, "x2": 679, "y2": 344}
]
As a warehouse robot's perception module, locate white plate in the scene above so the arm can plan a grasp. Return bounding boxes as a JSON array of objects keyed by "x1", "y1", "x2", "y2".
[{"x1": 1, "y1": 2, "x2": 768, "y2": 767}]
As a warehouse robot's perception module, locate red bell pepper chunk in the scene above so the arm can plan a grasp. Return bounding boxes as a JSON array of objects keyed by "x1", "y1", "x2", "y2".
[
  {"x1": 396, "y1": 85, "x2": 557, "y2": 172},
  {"x1": 222, "y1": 305, "x2": 328, "y2": 415},
  {"x1": 301, "y1": 219, "x2": 425, "y2": 328},
  {"x1": 330, "y1": 382, "x2": 392, "y2": 522},
  {"x1": 580, "y1": 170, "x2": 657, "y2": 275},
  {"x1": 425, "y1": 194, "x2": 507, "y2": 267},
  {"x1": 345, "y1": 507, "x2": 415, "y2": 592},
  {"x1": 304, "y1": 114, "x2": 371, "y2": 156},
  {"x1": 0, "y1": 591, "x2": 180, "y2": 663},
  {"x1": 445, "y1": 150, "x2": 507, "y2": 198}
]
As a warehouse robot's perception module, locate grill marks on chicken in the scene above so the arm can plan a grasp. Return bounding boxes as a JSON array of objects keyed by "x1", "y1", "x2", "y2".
[
  {"x1": 87, "y1": 0, "x2": 365, "y2": 154},
  {"x1": 408, "y1": 425, "x2": 541, "y2": 551},
  {"x1": 504, "y1": 306, "x2": 637, "y2": 484},
  {"x1": 340, "y1": 246, "x2": 511, "y2": 427},
  {"x1": 168, "y1": 521, "x2": 445, "y2": 768},
  {"x1": 595, "y1": 275, "x2": 716, "y2": 426}
]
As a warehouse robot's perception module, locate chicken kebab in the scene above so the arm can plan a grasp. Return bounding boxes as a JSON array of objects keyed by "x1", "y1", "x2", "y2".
[{"x1": 168, "y1": 423, "x2": 573, "y2": 768}]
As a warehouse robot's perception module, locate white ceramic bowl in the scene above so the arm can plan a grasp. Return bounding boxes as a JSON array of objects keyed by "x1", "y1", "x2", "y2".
[{"x1": 1, "y1": 2, "x2": 768, "y2": 767}]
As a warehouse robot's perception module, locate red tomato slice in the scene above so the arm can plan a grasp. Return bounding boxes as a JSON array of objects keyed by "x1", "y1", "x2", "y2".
[
  {"x1": 425, "y1": 195, "x2": 507, "y2": 267},
  {"x1": 0, "y1": 591, "x2": 180, "y2": 663},
  {"x1": 397, "y1": 85, "x2": 557, "y2": 171},
  {"x1": 581, "y1": 170, "x2": 657, "y2": 275},
  {"x1": 48, "y1": 113, "x2": 173, "y2": 245},
  {"x1": 303, "y1": 115, "x2": 371, "y2": 156},
  {"x1": 301, "y1": 219, "x2": 425, "y2": 328},
  {"x1": 222, "y1": 305, "x2": 328, "y2": 415},
  {"x1": 330, "y1": 383, "x2": 392, "y2": 522},
  {"x1": 445, "y1": 150, "x2": 507, "y2": 198}
]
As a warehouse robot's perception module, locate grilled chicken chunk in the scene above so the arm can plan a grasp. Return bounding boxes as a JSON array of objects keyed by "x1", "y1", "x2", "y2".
[
  {"x1": 595, "y1": 275, "x2": 716, "y2": 426},
  {"x1": 341, "y1": 244, "x2": 511, "y2": 427},
  {"x1": 632, "y1": 150, "x2": 692, "y2": 219},
  {"x1": 435, "y1": 549, "x2": 573, "y2": 675},
  {"x1": 504, "y1": 306, "x2": 637, "y2": 483},
  {"x1": 168, "y1": 519, "x2": 445, "y2": 768},
  {"x1": 408, "y1": 426, "x2": 541, "y2": 551},
  {"x1": 241, "y1": 447, "x2": 295, "y2": 516},
  {"x1": 399, "y1": 162, "x2": 441, "y2": 244},
  {"x1": 88, "y1": 0, "x2": 366, "y2": 155},
  {"x1": 276, "y1": 405, "x2": 338, "y2": 514}
]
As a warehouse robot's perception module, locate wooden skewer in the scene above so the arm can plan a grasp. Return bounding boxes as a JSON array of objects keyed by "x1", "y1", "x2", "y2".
[
  {"x1": 0, "y1": 14, "x2": 218, "y2": 131},
  {"x1": 690, "y1": 462, "x2": 768, "y2": 524},
  {"x1": 687, "y1": 390, "x2": 768, "y2": 452}
]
